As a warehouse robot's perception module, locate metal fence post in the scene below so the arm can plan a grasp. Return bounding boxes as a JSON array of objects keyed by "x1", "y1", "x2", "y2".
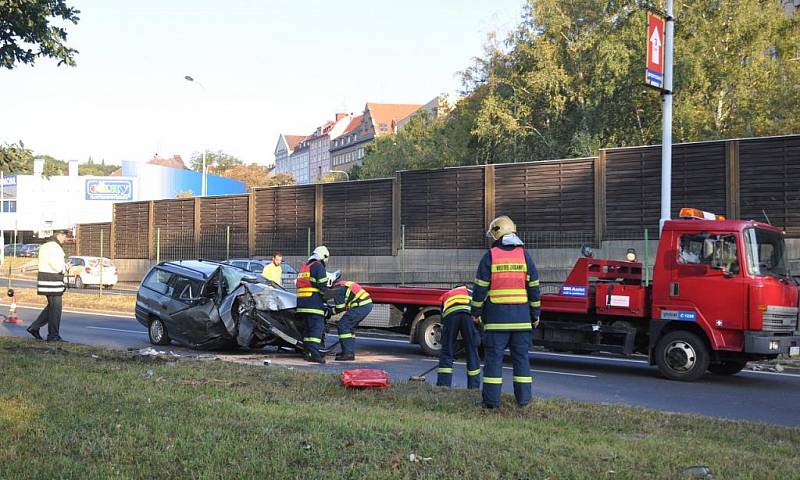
[
  {"x1": 226, "y1": 226, "x2": 231, "y2": 260},
  {"x1": 156, "y1": 228, "x2": 161, "y2": 264},
  {"x1": 99, "y1": 229, "x2": 104, "y2": 297},
  {"x1": 644, "y1": 227, "x2": 650, "y2": 287},
  {"x1": 400, "y1": 224, "x2": 405, "y2": 286},
  {"x1": 307, "y1": 227, "x2": 311, "y2": 257}
]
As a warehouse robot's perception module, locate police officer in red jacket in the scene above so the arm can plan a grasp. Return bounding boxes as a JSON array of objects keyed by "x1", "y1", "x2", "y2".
[
  {"x1": 436, "y1": 285, "x2": 481, "y2": 389},
  {"x1": 296, "y1": 246, "x2": 330, "y2": 363},
  {"x1": 471, "y1": 216, "x2": 541, "y2": 408}
]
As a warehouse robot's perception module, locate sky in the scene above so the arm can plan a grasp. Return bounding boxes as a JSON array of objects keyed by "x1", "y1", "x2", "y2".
[{"x1": 0, "y1": 0, "x2": 524, "y2": 167}]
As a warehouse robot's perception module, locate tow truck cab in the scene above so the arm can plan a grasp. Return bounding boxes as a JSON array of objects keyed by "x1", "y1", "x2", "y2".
[{"x1": 650, "y1": 212, "x2": 800, "y2": 378}]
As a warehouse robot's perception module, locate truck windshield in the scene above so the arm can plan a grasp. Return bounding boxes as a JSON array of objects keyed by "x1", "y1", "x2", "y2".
[{"x1": 744, "y1": 228, "x2": 789, "y2": 278}]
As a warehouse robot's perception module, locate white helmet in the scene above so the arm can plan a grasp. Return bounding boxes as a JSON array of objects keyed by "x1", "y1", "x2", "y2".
[
  {"x1": 312, "y1": 245, "x2": 330, "y2": 264},
  {"x1": 326, "y1": 271, "x2": 342, "y2": 287}
]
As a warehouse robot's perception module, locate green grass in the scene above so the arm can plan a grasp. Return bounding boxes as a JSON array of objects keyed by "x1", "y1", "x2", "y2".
[{"x1": 0, "y1": 337, "x2": 797, "y2": 479}]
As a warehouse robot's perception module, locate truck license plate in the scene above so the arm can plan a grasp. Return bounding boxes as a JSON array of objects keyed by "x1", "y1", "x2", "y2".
[{"x1": 790, "y1": 346, "x2": 800, "y2": 358}]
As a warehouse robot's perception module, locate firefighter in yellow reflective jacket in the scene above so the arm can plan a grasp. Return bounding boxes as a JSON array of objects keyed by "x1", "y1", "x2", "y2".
[
  {"x1": 324, "y1": 278, "x2": 373, "y2": 361},
  {"x1": 436, "y1": 285, "x2": 481, "y2": 389},
  {"x1": 471, "y1": 216, "x2": 541, "y2": 408}
]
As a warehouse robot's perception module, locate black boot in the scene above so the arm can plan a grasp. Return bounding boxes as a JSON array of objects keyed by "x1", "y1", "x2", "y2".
[
  {"x1": 26, "y1": 327, "x2": 42, "y2": 340},
  {"x1": 308, "y1": 355, "x2": 326, "y2": 364},
  {"x1": 335, "y1": 351, "x2": 355, "y2": 361}
]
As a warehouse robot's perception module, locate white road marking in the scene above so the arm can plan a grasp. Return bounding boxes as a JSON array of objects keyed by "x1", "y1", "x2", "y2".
[
  {"x1": 422, "y1": 358, "x2": 597, "y2": 378},
  {"x1": 530, "y1": 351, "x2": 649, "y2": 364},
  {"x1": 86, "y1": 326, "x2": 147, "y2": 335}
]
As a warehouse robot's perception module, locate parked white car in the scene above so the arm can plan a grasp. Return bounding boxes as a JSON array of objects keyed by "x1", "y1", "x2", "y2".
[{"x1": 65, "y1": 256, "x2": 118, "y2": 289}]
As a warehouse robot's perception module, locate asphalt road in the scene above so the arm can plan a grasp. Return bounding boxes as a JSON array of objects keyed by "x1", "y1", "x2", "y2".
[{"x1": 2, "y1": 305, "x2": 800, "y2": 427}]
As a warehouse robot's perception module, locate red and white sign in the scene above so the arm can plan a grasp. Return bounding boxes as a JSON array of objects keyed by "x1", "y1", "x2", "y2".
[{"x1": 645, "y1": 12, "x2": 665, "y2": 89}]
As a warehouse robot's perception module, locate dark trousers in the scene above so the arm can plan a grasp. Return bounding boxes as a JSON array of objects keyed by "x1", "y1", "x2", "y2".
[
  {"x1": 30, "y1": 295, "x2": 63, "y2": 340},
  {"x1": 337, "y1": 303, "x2": 373, "y2": 354},
  {"x1": 302, "y1": 313, "x2": 326, "y2": 359},
  {"x1": 482, "y1": 330, "x2": 532, "y2": 407},
  {"x1": 437, "y1": 312, "x2": 481, "y2": 389}
]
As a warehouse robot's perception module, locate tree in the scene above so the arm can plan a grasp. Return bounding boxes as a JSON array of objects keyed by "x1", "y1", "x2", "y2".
[
  {"x1": 0, "y1": 142, "x2": 33, "y2": 173},
  {"x1": 190, "y1": 150, "x2": 243, "y2": 173},
  {"x1": 361, "y1": 0, "x2": 799, "y2": 173},
  {"x1": 79, "y1": 162, "x2": 118, "y2": 176},
  {"x1": 266, "y1": 173, "x2": 295, "y2": 186},
  {"x1": 218, "y1": 164, "x2": 271, "y2": 191},
  {"x1": 1, "y1": 0, "x2": 80, "y2": 69}
]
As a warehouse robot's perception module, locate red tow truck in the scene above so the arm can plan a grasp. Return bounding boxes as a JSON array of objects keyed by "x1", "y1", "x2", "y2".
[{"x1": 365, "y1": 208, "x2": 800, "y2": 381}]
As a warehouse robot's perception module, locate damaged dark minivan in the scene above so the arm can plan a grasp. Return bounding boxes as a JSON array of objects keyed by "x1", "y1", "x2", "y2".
[{"x1": 135, "y1": 260, "x2": 310, "y2": 351}]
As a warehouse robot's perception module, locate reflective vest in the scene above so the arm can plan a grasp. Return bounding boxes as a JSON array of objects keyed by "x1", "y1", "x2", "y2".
[
  {"x1": 488, "y1": 246, "x2": 528, "y2": 304},
  {"x1": 296, "y1": 260, "x2": 321, "y2": 298},
  {"x1": 334, "y1": 280, "x2": 372, "y2": 310},
  {"x1": 440, "y1": 286, "x2": 471, "y2": 318}
]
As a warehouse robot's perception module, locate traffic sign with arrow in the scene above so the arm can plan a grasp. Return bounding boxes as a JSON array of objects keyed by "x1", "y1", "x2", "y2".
[{"x1": 645, "y1": 12, "x2": 666, "y2": 90}]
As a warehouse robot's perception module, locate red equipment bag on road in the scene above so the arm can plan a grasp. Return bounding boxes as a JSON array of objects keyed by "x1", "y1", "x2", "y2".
[{"x1": 341, "y1": 369, "x2": 391, "y2": 389}]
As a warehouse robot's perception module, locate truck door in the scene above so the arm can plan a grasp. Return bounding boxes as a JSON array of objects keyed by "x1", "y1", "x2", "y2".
[{"x1": 670, "y1": 233, "x2": 748, "y2": 345}]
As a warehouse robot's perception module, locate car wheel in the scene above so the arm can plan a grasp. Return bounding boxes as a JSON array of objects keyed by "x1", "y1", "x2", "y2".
[
  {"x1": 75, "y1": 276, "x2": 84, "y2": 289},
  {"x1": 148, "y1": 318, "x2": 171, "y2": 346},
  {"x1": 708, "y1": 360, "x2": 747, "y2": 375},
  {"x1": 416, "y1": 314, "x2": 442, "y2": 357},
  {"x1": 655, "y1": 330, "x2": 710, "y2": 381}
]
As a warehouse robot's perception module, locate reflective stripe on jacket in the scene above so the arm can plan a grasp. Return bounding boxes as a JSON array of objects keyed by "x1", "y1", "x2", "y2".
[
  {"x1": 488, "y1": 246, "x2": 528, "y2": 304},
  {"x1": 37, "y1": 241, "x2": 66, "y2": 296},
  {"x1": 439, "y1": 286, "x2": 472, "y2": 318},
  {"x1": 296, "y1": 260, "x2": 322, "y2": 298},
  {"x1": 296, "y1": 260, "x2": 327, "y2": 316},
  {"x1": 332, "y1": 280, "x2": 372, "y2": 313}
]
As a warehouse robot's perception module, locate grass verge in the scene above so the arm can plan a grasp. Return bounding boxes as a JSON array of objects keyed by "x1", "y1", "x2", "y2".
[
  {"x1": 1, "y1": 336, "x2": 798, "y2": 479},
  {"x1": 6, "y1": 288, "x2": 134, "y2": 314}
]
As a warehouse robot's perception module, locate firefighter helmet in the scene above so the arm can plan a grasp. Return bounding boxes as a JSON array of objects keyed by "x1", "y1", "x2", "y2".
[
  {"x1": 312, "y1": 245, "x2": 330, "y2": 264},
  {"x1": 487, "y1": 216, "x2": 516, "y2": 241}
]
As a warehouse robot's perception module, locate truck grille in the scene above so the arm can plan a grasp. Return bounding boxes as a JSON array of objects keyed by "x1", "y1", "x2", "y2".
[{"x1": 762, "y1": 306, "x2": 799, "y2": 332}]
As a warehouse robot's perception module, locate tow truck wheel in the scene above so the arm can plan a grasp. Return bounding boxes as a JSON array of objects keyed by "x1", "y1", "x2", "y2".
[
  {"x1": 417, "y1": 315, "x2": 442, "y2": 357},
  {"x1": 655, "y1": 330, "x2": 709, "y2": 381},
  {"x1": 148, "y1": 318, "x2": 171, "y2": 346},
  {"x1": 75, "y1": 276, "x2": 84, "y2": 289},
  {"x1": 708, "y1": 360, "x2": 747, "y2": 375}
]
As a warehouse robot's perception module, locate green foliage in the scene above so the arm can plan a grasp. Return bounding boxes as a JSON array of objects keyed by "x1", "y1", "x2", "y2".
[
  {"x1": 190, "y1": 150, "x2": 243, "y2": 173},
  {"x1": 0, "y1": 143, "x2": 117, "y2": 176},
  {"x1": 360, "y1": 0, "x2": 799, "y2": 176},
  {"x1": 0, "y1": 142, "x2": 32, "y2": 174},
  {"x1": 0, "y1": 0, "x2": 80, "y2": 69},
  {"x1": 79, "y1": 162, "x2": 118, "y2": 176}
]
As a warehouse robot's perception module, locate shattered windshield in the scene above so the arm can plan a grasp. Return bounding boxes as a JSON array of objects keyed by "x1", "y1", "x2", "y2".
[
  {"x1": 220, "y1": 265, "x2": 262, "y2": 295},
  {"x1": 744, "y1": 228, "x2": 789, "y2": 279}
]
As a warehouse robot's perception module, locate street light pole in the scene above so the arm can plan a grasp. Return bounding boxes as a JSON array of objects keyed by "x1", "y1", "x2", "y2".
[
  {"x1": 184, "y1": 75, "x2": 207, "y2": 196},
  {"x1": 659, "y1": 0, "x2": 675, "y2": 233}
]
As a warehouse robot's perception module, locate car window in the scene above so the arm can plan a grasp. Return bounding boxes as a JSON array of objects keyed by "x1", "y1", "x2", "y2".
[
  {"x1": 72, "y1": 258, "x2": 84, "y2": 266},
  {"x1": 171, "y1": 276, "x2": 204, "y2": 302},
  {"x1": 231, "y1": 261, "x2": 248, "y2": 269},
  {"x1": 142, "y1": 269, "x2": 175, "y2": 296},
  {"x1": 248, "y1": 262, "x2": 263, "y2": 273}
]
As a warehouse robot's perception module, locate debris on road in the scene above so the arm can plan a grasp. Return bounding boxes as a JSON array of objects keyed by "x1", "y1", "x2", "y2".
[
  {"x1": 681, "y1": 466, "x2": 714, "y2": 479},
  {"x1": 408, "y1": 453, "x2": 432, "y2": 463},
  {"x1": 142, "y1": 369, "x2": 155, "y2": 378}
]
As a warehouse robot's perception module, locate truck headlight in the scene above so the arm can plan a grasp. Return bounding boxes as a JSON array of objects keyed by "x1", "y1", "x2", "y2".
[{"x1": 769, "y1": 341, "x2": 780, "y2": 351}]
